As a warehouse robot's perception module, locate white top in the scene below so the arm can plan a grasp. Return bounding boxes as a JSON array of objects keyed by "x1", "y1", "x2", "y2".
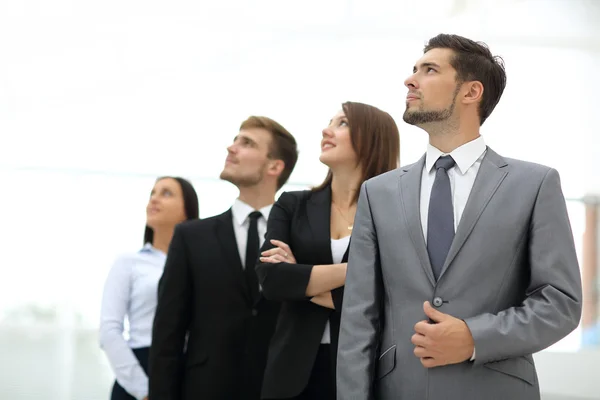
[
  {"x1": 321, "y1": 235, "x2": 351, "y2": 344},
  {"x1": 99, "y1": 243, "x2": 166, "y2": 400},
  {"x1": 231, "y1": 198, "x2": 272, "y2": 268},
  {"x1": 420, "y1": 135, "x2": 487, "y2": 361}
]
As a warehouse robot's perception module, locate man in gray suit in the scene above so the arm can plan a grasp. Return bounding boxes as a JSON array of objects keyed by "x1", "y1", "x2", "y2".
[{"x1": 337, "y1": 33, "x2": 582, "y2": 400}]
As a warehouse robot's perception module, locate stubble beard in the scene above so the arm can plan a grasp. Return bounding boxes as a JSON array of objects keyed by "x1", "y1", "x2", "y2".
[
  {"x1": 220, "y1": 166, "x2": 265, "y2": 188},
  {"x1": 403, "y1": 85, "x2": 460, "y2": 126}
]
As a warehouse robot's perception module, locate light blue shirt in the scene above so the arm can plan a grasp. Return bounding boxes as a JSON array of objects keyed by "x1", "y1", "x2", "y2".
[{"x1": 99, "y1": 243, "x2": 166, "y2": 400}]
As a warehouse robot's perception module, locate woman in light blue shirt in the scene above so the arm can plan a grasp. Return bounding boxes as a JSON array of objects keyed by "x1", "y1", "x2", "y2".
[{"x1": 99, "y1": 176, "x2": 199, "y2": 400}]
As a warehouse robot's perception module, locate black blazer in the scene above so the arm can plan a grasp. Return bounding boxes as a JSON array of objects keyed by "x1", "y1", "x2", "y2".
[
  {"x1": 148, "y1": 210, "x2": 280, "y2": 400},
  {"x1": 256, "y1": 186, "x2": 349, "y2": 399}
]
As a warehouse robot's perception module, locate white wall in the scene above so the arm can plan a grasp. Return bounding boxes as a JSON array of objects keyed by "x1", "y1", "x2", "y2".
[
  {"x1": 1, "y1": 0, "x2": 599, "y2": 398},
  {"x1": 535, "y1": 351, "x2": 600, "y2": 399}
]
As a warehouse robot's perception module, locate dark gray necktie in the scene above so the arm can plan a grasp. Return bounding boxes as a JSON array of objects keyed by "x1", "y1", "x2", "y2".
[{"x1": 427, "y1": 155, "x2": 456, "y2": 281}]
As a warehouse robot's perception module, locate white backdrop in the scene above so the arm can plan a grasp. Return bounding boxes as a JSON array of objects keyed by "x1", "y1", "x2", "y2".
[{"x1": 1, "y1": 0, "x2": 598, "y2": 398}]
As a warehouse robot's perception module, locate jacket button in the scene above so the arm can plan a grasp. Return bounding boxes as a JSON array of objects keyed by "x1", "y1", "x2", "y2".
[
  {"x1": 432, "y1": 297, "x2": 443, "y2": 307},
  {"x1": 251, "y1": 309, "x2": 258, "y2": 316}
]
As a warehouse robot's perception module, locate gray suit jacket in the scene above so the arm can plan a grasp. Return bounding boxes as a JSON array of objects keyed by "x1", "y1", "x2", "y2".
[{"x1": 336, "y1": 148, "x2": 582, "y2": 400}]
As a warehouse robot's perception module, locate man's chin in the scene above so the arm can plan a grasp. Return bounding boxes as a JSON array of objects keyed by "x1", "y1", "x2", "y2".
[
  {"x1": 220, "y1": 172, "x2": 247, "y2": 188},
  {"x1": 220, "y1": 170, "x2": 262, "y2": 188},
  {"x1": 402, "y1": 111, "x2": 418, "y2": 126},
  {"x1": 403, "y1": 110, "x2": 439, "y2": 126},
  {"x1": 219, "y1": 171, "x2": 234, "y2": 183}
]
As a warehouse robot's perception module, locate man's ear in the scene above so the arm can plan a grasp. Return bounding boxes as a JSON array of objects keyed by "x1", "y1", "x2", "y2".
[
  {"x1": 267, "y1": 159, "x2": 285, "y2": 178},
  {"x1": 461, "y1": 80, "x2": 484, "y2": 105}
]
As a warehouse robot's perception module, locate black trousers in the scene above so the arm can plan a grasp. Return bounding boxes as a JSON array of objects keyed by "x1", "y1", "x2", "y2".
[
  {"x1": 269, "y1": 344, "x2": 335, "y2": 400},
  {"x1": 110, "y1": 347, "x2": 149, "y2": 400}
]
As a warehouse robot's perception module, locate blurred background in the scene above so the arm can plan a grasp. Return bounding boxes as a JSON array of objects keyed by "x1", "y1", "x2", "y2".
[{"x1": 1, "y1": 0, "x2": 599, "y2": 399}]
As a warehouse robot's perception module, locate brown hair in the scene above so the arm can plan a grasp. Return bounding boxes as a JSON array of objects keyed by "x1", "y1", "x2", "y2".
[
  {"x1": 313, "y1": 102, "x2": 400, "y2": 203},
  {"x1": 239, "y1": 116, "x2": 298, "y2": 189},
  {"x1": 424, "y1": 33, "x2": 507, "y2": 125}
]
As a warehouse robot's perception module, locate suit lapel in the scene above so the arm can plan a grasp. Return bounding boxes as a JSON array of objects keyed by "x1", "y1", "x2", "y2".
[
  {"x1": 307, "y1": 186, "x2": 334, "y2": 265},
  {"x1": 342, "y1": 242, "x2": 350, "y2": 262},
  {"x1": 399, "y1": 155, "x2": 436, "y2": 286},
  {"x1": 438, "y1": 147, "x2": 509, "y2": 279},
  {"x1": 215, "y1": 209, "x2": 251, "y2": 301}
]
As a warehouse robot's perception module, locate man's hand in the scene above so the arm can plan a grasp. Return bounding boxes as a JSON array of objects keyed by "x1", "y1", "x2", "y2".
[{"x1": 411, "y1": 301, "x2": 475, "y2": 368}]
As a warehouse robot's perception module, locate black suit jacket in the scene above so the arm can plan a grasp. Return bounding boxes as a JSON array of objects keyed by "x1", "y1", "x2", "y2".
[
  {"x1": 256, "y1": 186, "x2": 349, "y2": 399},
  {"x1": 148, "y1": 210, "x2": 280, "y2": 400}
]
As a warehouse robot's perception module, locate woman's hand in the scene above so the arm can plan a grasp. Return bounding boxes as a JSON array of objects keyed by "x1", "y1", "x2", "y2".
[{"x1": 260, "y1": 240, "x2": 297, "y2": 264}]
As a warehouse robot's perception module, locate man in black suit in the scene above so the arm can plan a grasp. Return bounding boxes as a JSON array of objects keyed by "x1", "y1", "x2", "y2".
[{"x1": 148, "y1": 116, "x2": 298, "y2": 400}]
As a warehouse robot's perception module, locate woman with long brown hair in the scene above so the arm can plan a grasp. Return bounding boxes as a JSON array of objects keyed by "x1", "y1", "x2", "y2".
[{"x1": 256, "y1": 102, "x2": 400, "y2": 400}]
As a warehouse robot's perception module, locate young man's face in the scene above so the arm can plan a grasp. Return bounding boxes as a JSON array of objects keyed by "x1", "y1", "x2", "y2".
[
  {"x1": 220, "y1": 127, "x2": 275, "y2": 188},
  {"x1": 403, "y1": 48, "x2": 462, "y2": 126}
]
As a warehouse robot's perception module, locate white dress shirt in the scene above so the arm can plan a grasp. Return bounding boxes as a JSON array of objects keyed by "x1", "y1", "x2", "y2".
[
  {"x1": 320, "y1": 235, "x2": 351, "y2": 344},
  {"x1": 231, "y1": 198, "x2": 272, "y2": 268},
  {"x1": 99, "y1": 243, "x2": 166, "y2": 400},
  {"x1": 420, "y1": 136, "x2": 487, "y2": 361}
]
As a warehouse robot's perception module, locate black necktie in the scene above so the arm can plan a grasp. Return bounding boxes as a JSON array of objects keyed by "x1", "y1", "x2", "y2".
[
  {"x1": 427, "y1": 155, "x2": 456, "y2": 281},
  {"x1": 245, "y1": 211, "x2": 262, "y2": 301}
]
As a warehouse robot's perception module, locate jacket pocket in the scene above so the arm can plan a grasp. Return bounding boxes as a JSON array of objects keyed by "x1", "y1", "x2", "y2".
[
  {"x1": 376, "y1": 345, "x2": 396, "y2": 380},
  {"x1": 185, "y1": 348, "x2": 208, "y2": 368},
  {"x1": 483, "y1": 355, "x2": 536, "y2": 386}
]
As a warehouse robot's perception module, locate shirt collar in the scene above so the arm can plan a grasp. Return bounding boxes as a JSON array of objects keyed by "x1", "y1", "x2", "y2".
[
  {"x1": 425, "y1": 136, "x2": 487, "y2": 175},
  {"x1": 140, "y1": 242, "x2": 166, "y2": 257},
  {"x1": 232, "y1": 198, "x2": 273, "y2": 226},
  {"x1": 141, "y1": 243, "x2": 154, "y2": 252}
]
